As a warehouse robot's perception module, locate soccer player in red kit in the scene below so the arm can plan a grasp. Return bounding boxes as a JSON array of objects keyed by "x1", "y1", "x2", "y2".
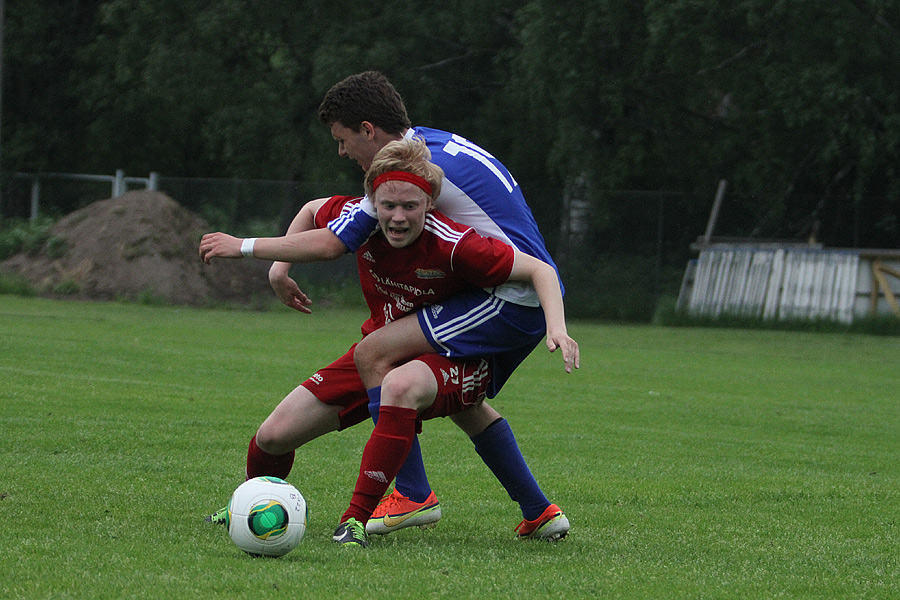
[{"x1": 200, "y1": 138, "x2": 577, "y2": 546}]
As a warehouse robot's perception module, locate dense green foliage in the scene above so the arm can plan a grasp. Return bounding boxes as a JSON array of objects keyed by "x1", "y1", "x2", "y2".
[
  {"x1": 2, "y1": 297, "x2": 900, "y2": 598},
  {"x1": 3, "y1": 1, "x2": 899, "y2": 248}
]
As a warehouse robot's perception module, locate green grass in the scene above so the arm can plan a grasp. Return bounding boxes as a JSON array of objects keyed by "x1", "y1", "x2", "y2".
[{"x1": 1, "y1": 296, "x2": 899, "y2": 599}]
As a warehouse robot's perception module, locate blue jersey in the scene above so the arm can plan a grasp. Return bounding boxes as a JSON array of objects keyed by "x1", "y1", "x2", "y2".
[{"x1": 327, "y1": 126, "x2": 562, "y2": 307}]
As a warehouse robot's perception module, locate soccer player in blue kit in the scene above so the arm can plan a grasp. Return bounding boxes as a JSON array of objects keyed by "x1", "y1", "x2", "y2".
[{"x1": 267, "y1": 71, "x2": 577, "y2": 540}]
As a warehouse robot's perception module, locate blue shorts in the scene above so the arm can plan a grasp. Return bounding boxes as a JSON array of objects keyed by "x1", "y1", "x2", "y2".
[{"x1": 416, "y1": 288, "x2": 546, "y2": 398}]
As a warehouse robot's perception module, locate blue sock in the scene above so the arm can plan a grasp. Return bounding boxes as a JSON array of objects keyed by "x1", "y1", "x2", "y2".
[
  {"x1": 367, "y1": 387, "x2": 432, "y2": 503},
  {"x1": 472, "y1": 418, "x2": 550, "y2": 521}
]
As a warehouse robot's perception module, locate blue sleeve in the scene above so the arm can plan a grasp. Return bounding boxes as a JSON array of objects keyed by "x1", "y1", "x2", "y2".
[{"x1": 326, "y1": 201, "x2": 379, "y2": 253}]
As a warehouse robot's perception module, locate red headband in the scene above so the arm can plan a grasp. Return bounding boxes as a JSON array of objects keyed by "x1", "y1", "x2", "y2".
[{"x1": 372, "y1": 171, "x2": 433, "y2": 196}]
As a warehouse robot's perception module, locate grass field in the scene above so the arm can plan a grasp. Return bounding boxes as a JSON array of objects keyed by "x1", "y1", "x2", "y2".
[{"x1": 2, "y1": 295, "x2": 899, "y2": 599}]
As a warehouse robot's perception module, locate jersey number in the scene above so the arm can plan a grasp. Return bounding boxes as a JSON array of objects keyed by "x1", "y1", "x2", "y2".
[{"x1": 443, "y1": 135, "x2": 517, "y2": 193}]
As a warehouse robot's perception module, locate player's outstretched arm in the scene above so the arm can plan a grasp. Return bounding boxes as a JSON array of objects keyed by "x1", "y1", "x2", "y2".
[
  {"x1": 506, "y1": 250, "x2": 580, "y2": 374},
  {"x1": 199, "y1": 199, "x2": 348, "y2": 314},
  {"x1": 200, "y1": 226, "x2": 347, "y2": 264}
]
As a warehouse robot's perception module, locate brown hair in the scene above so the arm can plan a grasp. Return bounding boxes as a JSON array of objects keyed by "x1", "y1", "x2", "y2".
[{"x1": 317, "y1": 71, "x2": 411, "y2": 134}]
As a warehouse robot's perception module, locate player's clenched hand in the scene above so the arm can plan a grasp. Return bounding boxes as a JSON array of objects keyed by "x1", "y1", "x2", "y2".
[
  {"x1": 546, "y1": 330, "x2": 580, "y2": 374},
  {"x1": 269, "y1": 271, "x2": 313, "y2": 314},
  {"x1": 199, "y1": 232, "x2": 242, "y2": 264}
]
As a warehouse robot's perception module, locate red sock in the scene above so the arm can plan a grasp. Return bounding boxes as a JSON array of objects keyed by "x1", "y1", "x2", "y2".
[
  {"x1": 245, "y1": 434, "x2": 295, "y2": 480},
  {"x1": 341, "y1": 405, "x2": 417, "y2": 523}
]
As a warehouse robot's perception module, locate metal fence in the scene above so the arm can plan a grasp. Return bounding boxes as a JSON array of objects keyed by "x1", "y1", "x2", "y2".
[
  {"x1": 7, "y1": 171, "x2": 159, "y2": 220},
  {"x1": 1, "y1": 171, "x2": 360, "y2": 232},
  {"x1": 0, "y1": 171, "x2": 708, "y2": 320}
]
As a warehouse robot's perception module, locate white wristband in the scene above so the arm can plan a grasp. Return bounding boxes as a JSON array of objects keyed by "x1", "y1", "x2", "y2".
[{"x1": 240, "y1": 238, "x2": 257, "y2": 258}]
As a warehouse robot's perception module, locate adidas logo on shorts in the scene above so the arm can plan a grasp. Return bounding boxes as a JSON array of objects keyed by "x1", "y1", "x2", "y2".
[{"x1": 431, "y1": 304, "x2": 444, "y2": 319}]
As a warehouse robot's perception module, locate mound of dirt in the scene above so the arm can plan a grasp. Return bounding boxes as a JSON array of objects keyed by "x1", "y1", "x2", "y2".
[{"x1": 1, "y1": 190, "x2": 273, "y2": 306}]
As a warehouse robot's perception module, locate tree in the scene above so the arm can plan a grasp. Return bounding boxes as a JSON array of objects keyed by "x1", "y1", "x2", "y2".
[
  {"x1": 3, "y1": 1, "x2": 898, "y2": 249},
  {"x1": 643, "y1": 0, "x2": 900, "y2": 246},
  {"x1": 74, "y1": 0, "x2": 299, "y2": 178},
  {"x1": 502, "y1": 0, "x2": 900, "y2": 248},
  {"x1": 3, "y1": 0, "x2": 104, "y2": 173}
]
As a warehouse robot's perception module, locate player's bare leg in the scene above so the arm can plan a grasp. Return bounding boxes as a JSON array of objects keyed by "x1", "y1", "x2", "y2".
[
  {"x1": 255, "y1": 385, "x2": 341, "y2": 454},
  {"x1": 206, "y1": 386, "x2": 340, "y2": 526},
  {"x1": 450, "y1": 401, "x2": 503, "y2": 436},
  {"x1": 353, "y1": 314, "x2": 433, "y2": 389}
]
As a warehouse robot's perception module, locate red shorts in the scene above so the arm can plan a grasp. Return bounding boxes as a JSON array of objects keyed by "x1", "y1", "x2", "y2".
[{"x1": 300, "y1": 343, "x2": 491, "y2": 431}]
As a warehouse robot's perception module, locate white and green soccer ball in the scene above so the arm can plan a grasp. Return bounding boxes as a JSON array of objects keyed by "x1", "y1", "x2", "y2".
[{"x1": 226, "y1": 476, "x2": 308, "y2": 557}]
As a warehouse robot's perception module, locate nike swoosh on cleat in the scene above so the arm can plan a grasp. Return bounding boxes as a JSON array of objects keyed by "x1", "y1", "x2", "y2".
[
  {"x1": 382, "y1": 504, "x2": 437, "y2": 528},
  {"x1": 382, "y1": 511, "x2": 419, "y2": 528}
]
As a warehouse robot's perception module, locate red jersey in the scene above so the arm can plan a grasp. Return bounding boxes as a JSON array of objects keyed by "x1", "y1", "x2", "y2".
[{"x1": 315, "y1": 196, "x2": 515, "y2": 336}]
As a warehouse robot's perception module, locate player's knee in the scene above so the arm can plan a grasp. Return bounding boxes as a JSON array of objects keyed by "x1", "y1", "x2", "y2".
[
  {"x1": 353, "y1": 337, "x2": 389, "y2": 380},
  {"x1": 380, "y1": 363, "x2": 435, "y2": 410},
  {"x1": 255, "y1": 423, "x2": 292, "y2": 455}
]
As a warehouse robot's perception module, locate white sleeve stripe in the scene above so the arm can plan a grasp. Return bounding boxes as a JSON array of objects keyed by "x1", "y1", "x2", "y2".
[
  {"x1": 329, "y1": 202, "x2": 365, "y2": 236},
  {"x1": 423, "y1": 216, "x2": 467, "y2": 243},
  {"x1": 329, "y1": 212, "x2": 351, "y2": 236}
]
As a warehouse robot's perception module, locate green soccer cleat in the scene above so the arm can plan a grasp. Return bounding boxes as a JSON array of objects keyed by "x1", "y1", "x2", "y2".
[
  {"x1": 205, "y1": 505, "x2": 229, "y2": 527},
  {"x1": 332, "y1": 518, "x2": 369, "y2": 548}
]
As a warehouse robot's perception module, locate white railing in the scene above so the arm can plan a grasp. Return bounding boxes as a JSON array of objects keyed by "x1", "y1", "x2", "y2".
[{"x1": 13, "y1": 170, "x2": 159, "y2": 220}]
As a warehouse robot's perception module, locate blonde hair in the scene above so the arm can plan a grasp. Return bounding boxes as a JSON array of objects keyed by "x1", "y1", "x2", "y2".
[{"x1": 364, "y1": 137, "x2": 443, "y2": 202}]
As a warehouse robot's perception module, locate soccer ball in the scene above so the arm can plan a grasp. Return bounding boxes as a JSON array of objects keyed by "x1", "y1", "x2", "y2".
[{"x1": 226, "y1": 476, "x2": 307, "y2": 557}]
